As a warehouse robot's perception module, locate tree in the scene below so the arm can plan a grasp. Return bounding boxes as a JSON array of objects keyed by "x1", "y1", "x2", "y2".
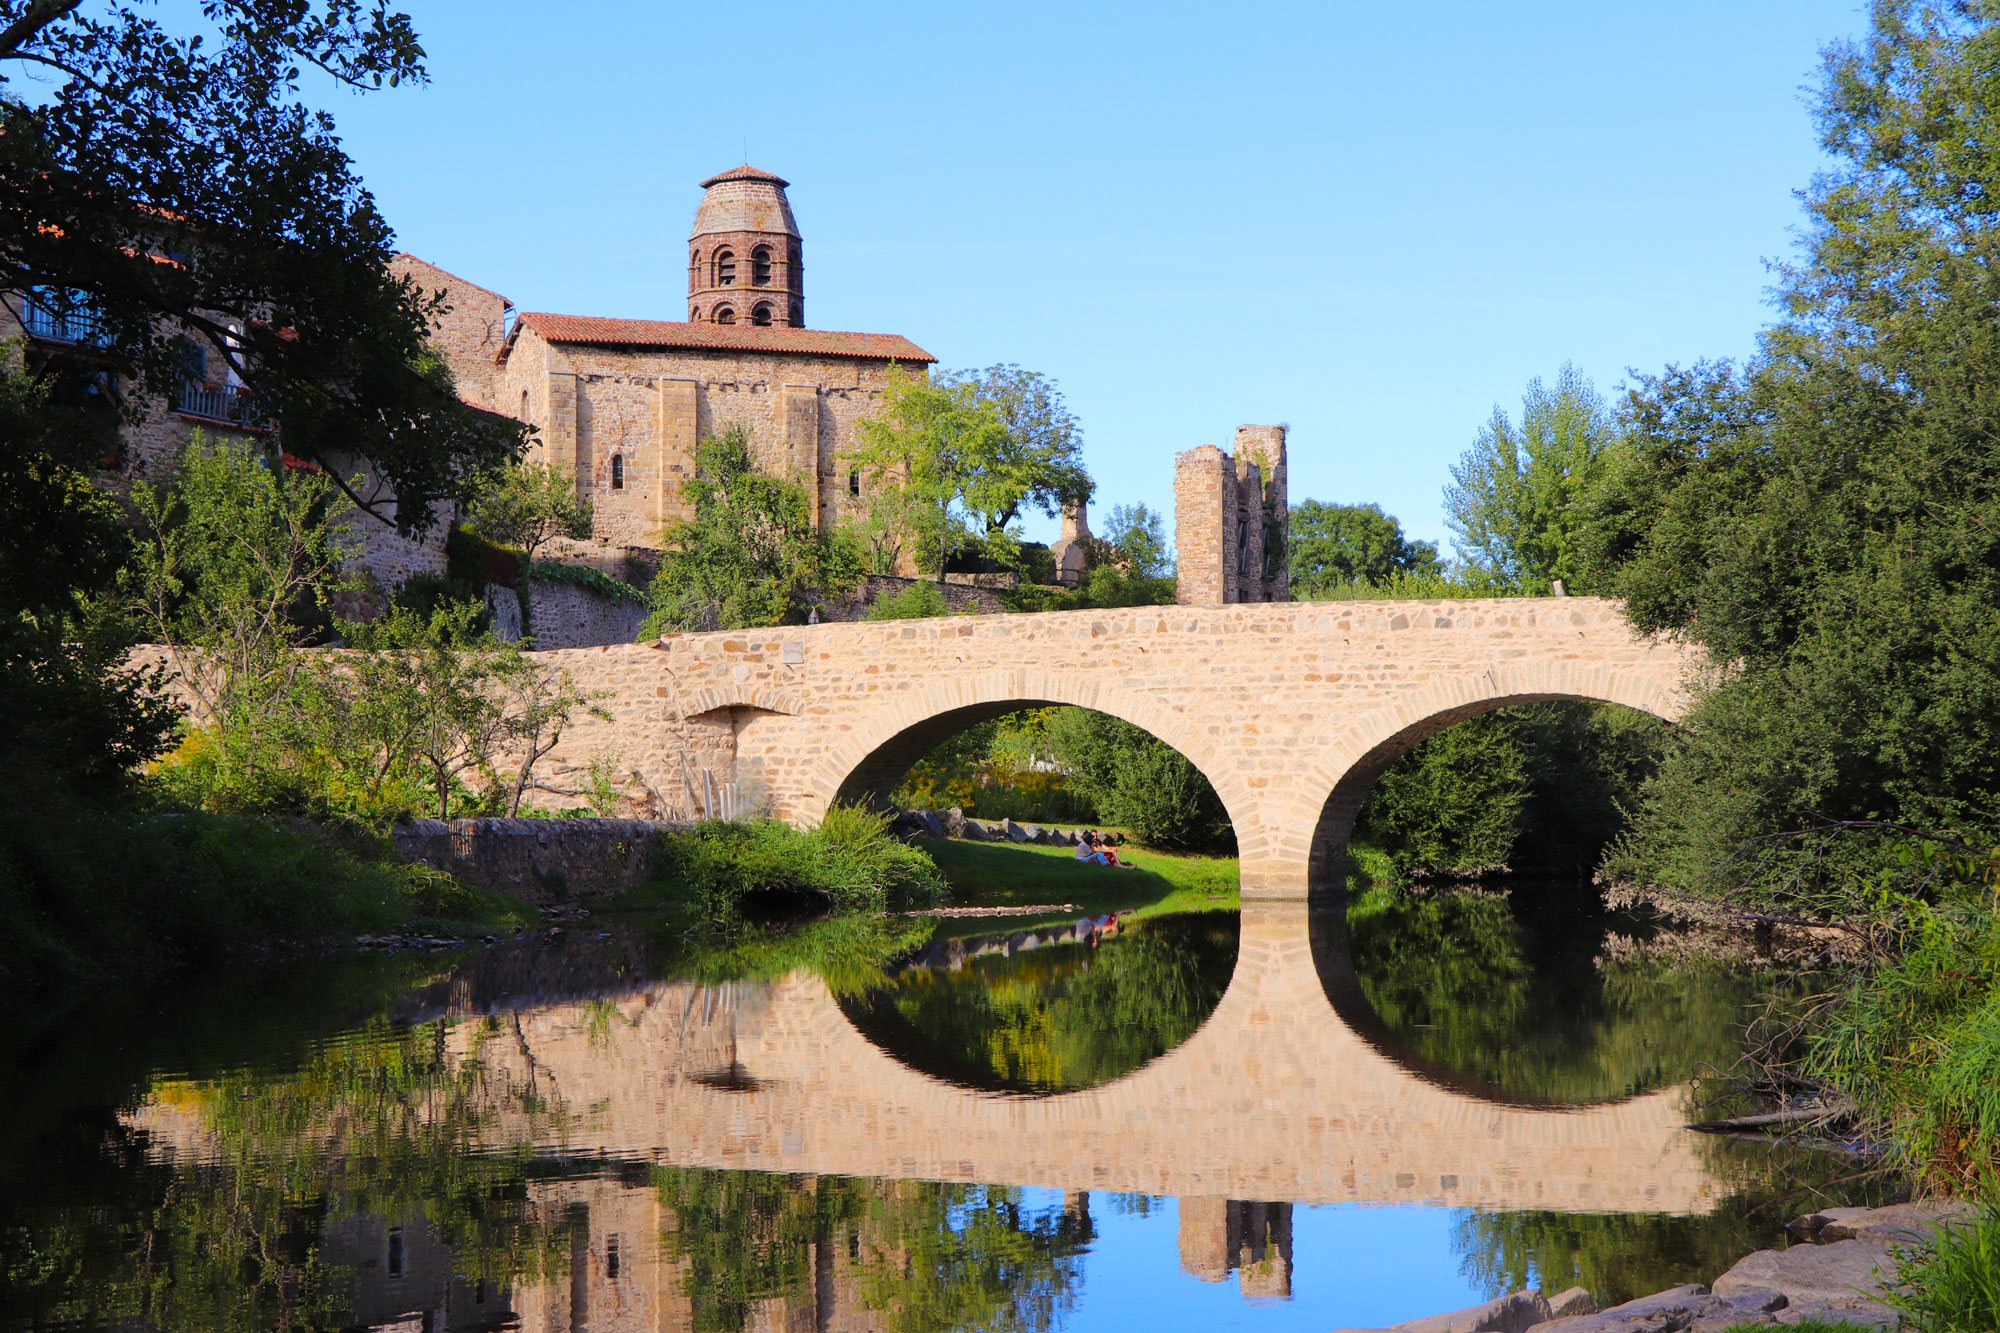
[
  {"x1": 940, "y1": 364, "x2": 1093, "y2": 532},
  {"x1": 1445, "y1": 364, "x2": 1616, "y2": 593},
  {"x1": 853, "y1": 366, "x2": 1095, "y2": 580},
  {"x1": 1043, "y1": 708, "x2": 1231, "y2": 849},
  {"x1": 463, "y1": 460, "x2": 591, "y2": 565},
  {"x1": 1097, "y1": 502, "x2": 1171, "y2": 580},
  {"x1": 1289, "y1": 499, "x2": 1441, "y2": 597},
  {"x1": 1588, "y1": 3, "x2": 2000, "y2": 899},
  {"x1": 128, "y1": 433, "x2": 359, "y2": 804},
  {"x1": 0, "y1": 1, "x2": 524, "y2": 526},
  {"x1": 642, "y1": 426, "x2": 861, "y2": 634},
  {"x1": 850, "y1": 369, "x2": 1011, "y2": 580},
  {"x1": 0, "y1": 347, "x2": 175, "y2": 801}
]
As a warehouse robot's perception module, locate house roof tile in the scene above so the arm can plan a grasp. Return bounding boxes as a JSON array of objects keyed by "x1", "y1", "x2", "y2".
[
  {"x1": 699, "y1": 164, "x2": 791, "y2": 188},
  {"x1": 514, "y1": 312, "x2": 935, "y2": 363}
]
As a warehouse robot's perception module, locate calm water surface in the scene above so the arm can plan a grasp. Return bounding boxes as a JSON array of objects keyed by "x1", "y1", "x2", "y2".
[{"x1": 0, "y1": 886, "x2": 1862, "y2": 1331}]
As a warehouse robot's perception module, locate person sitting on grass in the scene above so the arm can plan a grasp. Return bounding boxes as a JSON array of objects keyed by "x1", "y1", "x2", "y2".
[{"x1": 1074, "y1": 831, "x2": 1113, "y2": 866}]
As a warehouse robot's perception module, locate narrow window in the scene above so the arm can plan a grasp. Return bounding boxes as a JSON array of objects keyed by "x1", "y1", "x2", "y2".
[
  {"x1": 849, "y1": 470, "x2": 861, "y2": 497},
  {"x1": 387, "y1": 1226, "x2": 405, "y2": 1279},
  {"x1": 610, "y1": 453, "x2": 624, "y2": 490},
  {"x1": 751, "y1": 302, "x2": 773, "y2": 327},
  {"x1": 715, "y1": 306, "x2": 736, "y2": 325},
  {"x1": 501, "y1": 302, "x2": 518, "y2": 340},
  {"x1": 606, "y1": 1234, "x2": 623, "y2": 1281},
  {"x1": 715, "y1": 250, "x2": 736, "y2": 286},
  {"x1": 520, "y1": 389, "x2": 529, "y2": 420},
  {"x1": 752, "y1": 245, "x2": 773, "y2": 285}
]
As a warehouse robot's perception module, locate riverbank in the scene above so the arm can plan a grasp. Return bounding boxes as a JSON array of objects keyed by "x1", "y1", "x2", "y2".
[{"x1": 1338, "y1": 1201, "x2": 1988, "y2": 1332}]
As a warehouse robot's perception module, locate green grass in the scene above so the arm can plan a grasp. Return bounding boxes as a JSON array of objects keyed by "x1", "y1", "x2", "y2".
[
  {"x1": 641, "y1": 808, "x2": 949, "y2": 926},
  {"x1": 916, "y1": 837, "x2": 1238, "y2": 934}
]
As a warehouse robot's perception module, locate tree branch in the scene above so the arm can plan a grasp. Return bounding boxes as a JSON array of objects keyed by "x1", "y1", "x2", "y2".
[{"x1": 0, "y1": 0, "x2": 85, "y2": 63}]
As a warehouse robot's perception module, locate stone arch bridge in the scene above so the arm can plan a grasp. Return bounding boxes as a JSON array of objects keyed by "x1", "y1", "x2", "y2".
[{"x1": 533, "y1": 596, "x2": 1698, "y2": 897}]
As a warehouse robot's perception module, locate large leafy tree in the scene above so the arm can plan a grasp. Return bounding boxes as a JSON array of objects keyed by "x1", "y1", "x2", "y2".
[
  {"x1": 0, "y1": 0, "x2": 524, "y2": 523},
  {"x1": 940, "y1": 363, "x2": 1093, "y2": 532},
  {"x1": 853, "y1": 366, "x2": 1093, "y2": 580},
  {"x1": 642, "y1": 426, "x2": 861, "y2": 634},
  {"x1": 1588, "y1": 1, "x2": 2000, "y2": 897},
  {"x1": 1445, "y1": 363, "x2": 1616, "y2": 593},
  {"x1": 1289, "y1": 499, "x2": 1441, "y2": 598}
]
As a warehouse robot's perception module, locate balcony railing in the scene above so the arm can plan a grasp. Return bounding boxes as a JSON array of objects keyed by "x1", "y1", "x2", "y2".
[
  {"x1": 21, "y1": 289, "x2": 110, "y2": 347},
  {"x1": 173, "y1": 378, "x2": 264, "y2": 428}
]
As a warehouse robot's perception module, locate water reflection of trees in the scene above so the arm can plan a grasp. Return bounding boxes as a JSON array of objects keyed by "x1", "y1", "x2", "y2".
[
  {"x1": 657, "y1": 1169, "x2": 1091, "y2": 1333},
  {"x1": 837, "y1": 913, "x2": 1238, "y2": 1093},
  {"x1": 1340, "y1": 887, "x2": 1785, "y2": 1104}
]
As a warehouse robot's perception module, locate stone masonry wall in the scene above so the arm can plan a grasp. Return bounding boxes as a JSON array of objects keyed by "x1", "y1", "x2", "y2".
[
  {"x1": 494, "y1": 329, "x2": 913, "y2": 553},
  {"x1": 522, "y1": 577, "x2": 648, "y2": 649},
  {"x1": 390, "y1": 817, "x2": 682, "y2": 902}
]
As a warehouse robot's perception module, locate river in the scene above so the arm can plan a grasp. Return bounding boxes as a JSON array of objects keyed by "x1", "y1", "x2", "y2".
[{"x1": 0, "y1": 881, "x2": 1871, "y2": 1331}]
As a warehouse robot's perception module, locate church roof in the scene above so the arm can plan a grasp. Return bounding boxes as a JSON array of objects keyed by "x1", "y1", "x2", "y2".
[
  {"x1": 514, "y1": 312, "x2": 935, "y2": 364},
  {"x1": 700, "y1": 164, "x2": 790, "y2": 189}
]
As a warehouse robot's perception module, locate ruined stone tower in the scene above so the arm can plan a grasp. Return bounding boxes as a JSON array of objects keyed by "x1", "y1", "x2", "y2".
[
  {"x1": 1175, "y1": 425, "x2": 1289, "y2": 606},
  {"x1": 687, "y1": 165, "x2": 803, "y2": 328}
]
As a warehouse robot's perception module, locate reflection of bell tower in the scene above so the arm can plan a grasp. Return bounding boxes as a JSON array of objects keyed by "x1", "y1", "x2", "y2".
[{"x1": 687, "y1": 165, "x2": 804, "y2": 329}]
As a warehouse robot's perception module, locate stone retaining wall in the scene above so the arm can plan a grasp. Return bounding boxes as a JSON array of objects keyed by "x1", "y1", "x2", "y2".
[{"x1": 391, "y1": 817, "x2": 685, "y2": 902}]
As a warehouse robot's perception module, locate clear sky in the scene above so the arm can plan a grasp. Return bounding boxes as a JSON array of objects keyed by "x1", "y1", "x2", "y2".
[{"x1": 318, "y1": 0, "x2": 1868, "y2": 553}]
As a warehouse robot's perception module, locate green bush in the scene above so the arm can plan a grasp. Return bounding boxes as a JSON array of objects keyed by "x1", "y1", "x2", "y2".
[
  {"x1": 1044, "y1": 708, "x2": 1229, "y2": 850},
  {"x1": 864, "y1": 580, "x2": 953, "y2": 620},
  {"x1": 0, "y1": 802, "x2": 525, "y2": 989},
  {"x1": 652, "y1": 806, "x2": 947, "y2": 925}
]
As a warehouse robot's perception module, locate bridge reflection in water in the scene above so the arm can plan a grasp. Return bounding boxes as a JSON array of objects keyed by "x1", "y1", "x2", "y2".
[{"x1": 124, "y1": 901, "x2": 1731, "y2": 1330}]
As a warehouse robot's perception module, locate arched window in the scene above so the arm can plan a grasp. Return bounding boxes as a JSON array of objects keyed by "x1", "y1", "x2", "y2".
[
  {"x1": 520, "y1": 389, "x2": 529, "y2": 421},
  {"x1": 752, "y1": 246, "x2": 773, "y2": 286},
  {"x1": 690, "y1": 305, "x2": 701, "y2": 322},
  {"x1": 715, "y1": 306, "x2": 736, "y2": 325},
  {"x1": 715, "y1": 250, "x2": 736, "y2": 286},
  {"x1": 751, "y1": 302, "x2": 773, "y2": 327},
  {"x1": 610, "y1": 453, "x2": 624, "y2": 490}
]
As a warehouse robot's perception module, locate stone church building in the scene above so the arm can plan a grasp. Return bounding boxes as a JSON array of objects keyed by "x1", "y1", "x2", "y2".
[{"x1": 395, "y1": 165, "x2": 935, "y2": 554}]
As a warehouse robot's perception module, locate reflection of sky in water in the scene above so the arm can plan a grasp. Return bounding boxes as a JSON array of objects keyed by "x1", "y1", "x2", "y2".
[{"x1": 1062, "y1": 1194, "x2": 1483, "y2": 1332}]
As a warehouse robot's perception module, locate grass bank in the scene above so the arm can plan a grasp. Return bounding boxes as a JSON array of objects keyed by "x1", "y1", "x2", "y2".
[
  {"x1": 916, "y1": 837, "x2": 1238, "y2": 927},
  {"x1": 0, "y1": 806, "x2": 530, "y2": 992}
]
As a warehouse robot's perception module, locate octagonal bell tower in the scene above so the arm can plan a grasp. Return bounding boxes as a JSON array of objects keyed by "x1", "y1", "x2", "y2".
[{"x1": 687, "y1": 165, "x2": 803, "y2": 328}]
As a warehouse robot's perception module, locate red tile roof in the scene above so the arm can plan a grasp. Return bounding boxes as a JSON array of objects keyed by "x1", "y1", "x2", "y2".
[
  {"x1": 514, "y1": 312, "x2": 935, "y2": 363},
  {"x1": 700, "y1": 164, "x2": 790, "y2": 189}
]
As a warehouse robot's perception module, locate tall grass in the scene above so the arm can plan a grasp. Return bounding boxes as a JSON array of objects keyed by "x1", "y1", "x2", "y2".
[
  {"x1": 1886, "y1": 1203, "x2": 2000, "y2": 1331},
  {"x1": 651, "y1": 805, "x2": 948, "y2": 925}
]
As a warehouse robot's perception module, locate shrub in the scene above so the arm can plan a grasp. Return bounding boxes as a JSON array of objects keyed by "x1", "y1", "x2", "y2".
[
  {"x1": 652, "y1": 806, "x2": 947, "y2": 925},
  {"x1": 864, "y1": 580, "x2": 952, "y2": 620}
]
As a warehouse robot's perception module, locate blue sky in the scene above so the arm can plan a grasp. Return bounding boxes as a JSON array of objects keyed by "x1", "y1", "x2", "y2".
[{"x1": 321, "y1": 0, "x2": 1867, "y2": 552}]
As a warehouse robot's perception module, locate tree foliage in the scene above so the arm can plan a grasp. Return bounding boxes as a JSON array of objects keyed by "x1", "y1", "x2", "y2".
[
  {"x1": 463, "y1": 459, "x2": 591, "y2": 564},
  {"x1": 939, "y1": 363, "x2": 1092, "y2": 531},
  {"x1": 1289, "y1": 499, "x2": 1441, "y2": 598},
  {"x1": 1586, "y1": 3, "x2": 2000, "y2": 897},
  {"x1": 1043, "y1": 708, "x2": 1230, "y2": 849},
  {"x1": 1446, "y1": 363, "x2": 1616, "y2": 593},
  {"x1": 642, "y1": 426, "x2": 861, "y2": 634},
  {"x1": 0, "y1": 0, "x2": 524, "y2": 524},
  {"x1": 852, "y1": 366, "x2": 1093, "y2": 580}
]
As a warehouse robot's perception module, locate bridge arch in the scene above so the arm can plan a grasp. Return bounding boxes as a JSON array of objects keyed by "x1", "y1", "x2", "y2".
[
  {"x1": 800, "y1": 668, "x2": 1274, "y2": 867},
  {"x1": 1295, "y1": 659, "x2": 1689, "y2": 886}
]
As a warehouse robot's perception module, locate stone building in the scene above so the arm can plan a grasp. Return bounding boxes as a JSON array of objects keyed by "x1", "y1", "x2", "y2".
[
  {"x1": 1174, "y1": 425, "x2": 1289, "y2": 606},
  {"x1": 0, "y1": 289, "x2": 447, "y2": 595},
  {"x1": 397, "y1": 165, "x2": 935, "y2": 556}
]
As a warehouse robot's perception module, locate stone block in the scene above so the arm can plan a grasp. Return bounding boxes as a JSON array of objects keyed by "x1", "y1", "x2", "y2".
[
  {"x1": 1547, "y1": 1289, "x2": 1596, "y2": 1319},
  {"x1": 1714, "y1": 1241, "x2": 1896, "y2": 1308},
  {"x1": 1005, "y1": 819, "x2": 1032, "y2": 843},
  {"x1": 942, "y1": 807, "x2": 966, "y2": 838},
  {"x1": 1539, "y1": 1284, "x2": 1709, "y2": 1331}
]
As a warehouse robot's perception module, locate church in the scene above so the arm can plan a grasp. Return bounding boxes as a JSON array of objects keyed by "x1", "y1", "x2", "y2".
[{"x1": 396, "y1": 165, "x2": 936, "y2": 555}]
